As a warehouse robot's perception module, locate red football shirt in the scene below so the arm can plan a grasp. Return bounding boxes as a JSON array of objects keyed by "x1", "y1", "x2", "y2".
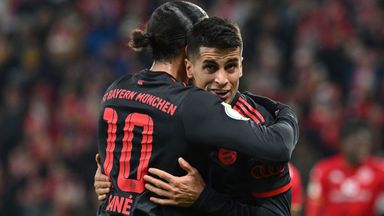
[
  {"x1": 289, "y1": 163, "x2": 303, "y2": 213},
  {"x1": 306, "y1": 155, "x2": 384, "y2": 216}
]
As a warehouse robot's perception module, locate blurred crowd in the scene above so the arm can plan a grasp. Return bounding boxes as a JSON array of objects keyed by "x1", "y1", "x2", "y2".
[{"x1": 0, "y1": 0, "x2": 383, "y2": 215}]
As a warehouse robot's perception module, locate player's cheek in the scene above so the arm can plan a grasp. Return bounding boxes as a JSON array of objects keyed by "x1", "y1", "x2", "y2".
[{"x1": 201, "y1": 77, "x2": 213, "y2": 90}]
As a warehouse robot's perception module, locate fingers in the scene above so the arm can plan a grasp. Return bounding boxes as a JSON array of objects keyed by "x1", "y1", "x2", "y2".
[
  {"x1": 94, "y1": 166, "x2": 111, "y2": 189},
  {"x1": 95, "y1": 187, "x2": 110, "y2": 198},
  {"x1": 94, "y1": 173, "x2": 110, "y2": 201},
  {"x1": 98, "y1": 194, "x2": 107, "y2": 201},
  {"x1": 94, "y1": 168, "x2": 110, "y2": 182},
  {"x1": 95, "y1": 174, "x2": 110, "y2": 182},
  {"x1": 94, "y1": 179, "x2": 111, "y2": 189},
  {"x1": 145, "y1": 183, "x2": 173, "y2": 198},
  {"x1": 149, "y1": 196, "x2": 177, "y2": 206},
  {"x1": 148, "y1": 168, "x2": 175, "y2": 183},
  {"x1": 95, "y1": 153, "x2": 101, "y2": 166},
  {"x1": 94, "y1": 154, "x2": 110, "y2": 202},
  {"x1": 143, "y1": 175, "x2": 173, "y2": 192},
  {"x1": 95, "y1": 154, "x2": 102, "y2": 168},
  {"x1": 177, "y1": 157, "x2": 195, "y2": 174}
]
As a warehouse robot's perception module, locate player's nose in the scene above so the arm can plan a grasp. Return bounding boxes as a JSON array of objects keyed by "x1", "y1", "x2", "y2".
[{"x1": 214, "y1": 69, "x2": 229, "y2": 86}]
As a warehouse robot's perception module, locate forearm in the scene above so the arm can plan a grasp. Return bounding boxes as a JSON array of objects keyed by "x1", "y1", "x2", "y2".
[
  {"x1": 183, "y1": 92, "x2": 299, "y2": 162},
  {"x1": 260, "y1": 106, "x2": 299, "y2": 161}
]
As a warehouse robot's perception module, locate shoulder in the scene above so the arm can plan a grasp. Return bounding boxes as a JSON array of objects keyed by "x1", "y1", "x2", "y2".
[
  {"x1": 366, "y1": 157, "x2": 384, "y2": 173},
  {"x1": 234, "y1": 91, "x2": 274, "y2": 124},
  {"x1": 105, "y1": 73, "x2": 135, "y2": 91},
  {"x1": 182, "y1": 87, "x2": 222, "y2": 105},
  {"x1": 180, "y1": 88, "x2": 240, "y2": 120}
]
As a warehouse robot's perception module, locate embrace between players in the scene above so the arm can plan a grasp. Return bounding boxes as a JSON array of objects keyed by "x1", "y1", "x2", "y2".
[{"x1": 95, "y1": 1, "x2": 299, "y2": 216}]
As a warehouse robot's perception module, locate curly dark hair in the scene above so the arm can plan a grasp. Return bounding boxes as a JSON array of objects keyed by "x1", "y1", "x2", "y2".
[{"x1": 129, "y1": 1, "x2": 207, "y2": 61}]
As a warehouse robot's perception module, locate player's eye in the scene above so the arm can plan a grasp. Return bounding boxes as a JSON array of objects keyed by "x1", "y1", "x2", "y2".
[
  {"x1": 203, "y1": 64, "x2": 218, "y2": 73},
  {"x1": 225, "y1": 63, "x2": 238, "y2": 72}
]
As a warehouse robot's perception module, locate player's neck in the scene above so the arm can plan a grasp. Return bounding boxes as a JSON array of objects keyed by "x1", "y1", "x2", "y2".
[
  {"x1": 345, "y1": 156, "x2": 363, "y2": 168},
  {"x1": 150, "y1": 56, "x2": 187, "y2": 82}
]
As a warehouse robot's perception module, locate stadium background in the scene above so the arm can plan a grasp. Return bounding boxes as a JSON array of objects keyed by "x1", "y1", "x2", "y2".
[{"x1": 0, "y1": 0, "x2": 383, "y2": 215}]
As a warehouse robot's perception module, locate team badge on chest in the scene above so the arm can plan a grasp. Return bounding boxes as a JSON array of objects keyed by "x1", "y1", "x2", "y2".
[{"x1": 218, "y1": 148, "x2": 238, "y2": 165}]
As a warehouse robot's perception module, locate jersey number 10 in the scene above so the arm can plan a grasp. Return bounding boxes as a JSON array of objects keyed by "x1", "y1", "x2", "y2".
[{"x1": 102, "y1": 107, "x2": 154, "y2": 193}]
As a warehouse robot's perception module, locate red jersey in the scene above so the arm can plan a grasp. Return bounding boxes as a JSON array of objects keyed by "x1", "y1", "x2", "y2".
[
  {"x1": 306, "y1": 155, "x2": 384, "y2": 216},
  {"x1": 289, "y1": 163, "x2": 303, "y2": 213}
]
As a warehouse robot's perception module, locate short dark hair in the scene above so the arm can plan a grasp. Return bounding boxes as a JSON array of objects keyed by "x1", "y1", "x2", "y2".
[
  {"x1": 129, "y1": 1, "x2": 207, "y2": 61},
  {"x1": 187, "y1": 17, "x2": 242, "y2": 60}
]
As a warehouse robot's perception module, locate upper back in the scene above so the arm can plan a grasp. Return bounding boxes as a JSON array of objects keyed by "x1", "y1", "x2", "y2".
[
  {"x1": 99, "y1": 70, "x2": 201, "y2": 173},
  {"x1": 97, "y1": 70, "x2": 206, "y2": 216}
]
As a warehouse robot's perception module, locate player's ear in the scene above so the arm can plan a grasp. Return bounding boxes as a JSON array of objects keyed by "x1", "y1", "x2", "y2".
[{"x1": 185, "y1": 58, "x2": 193, "y2": 79}]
